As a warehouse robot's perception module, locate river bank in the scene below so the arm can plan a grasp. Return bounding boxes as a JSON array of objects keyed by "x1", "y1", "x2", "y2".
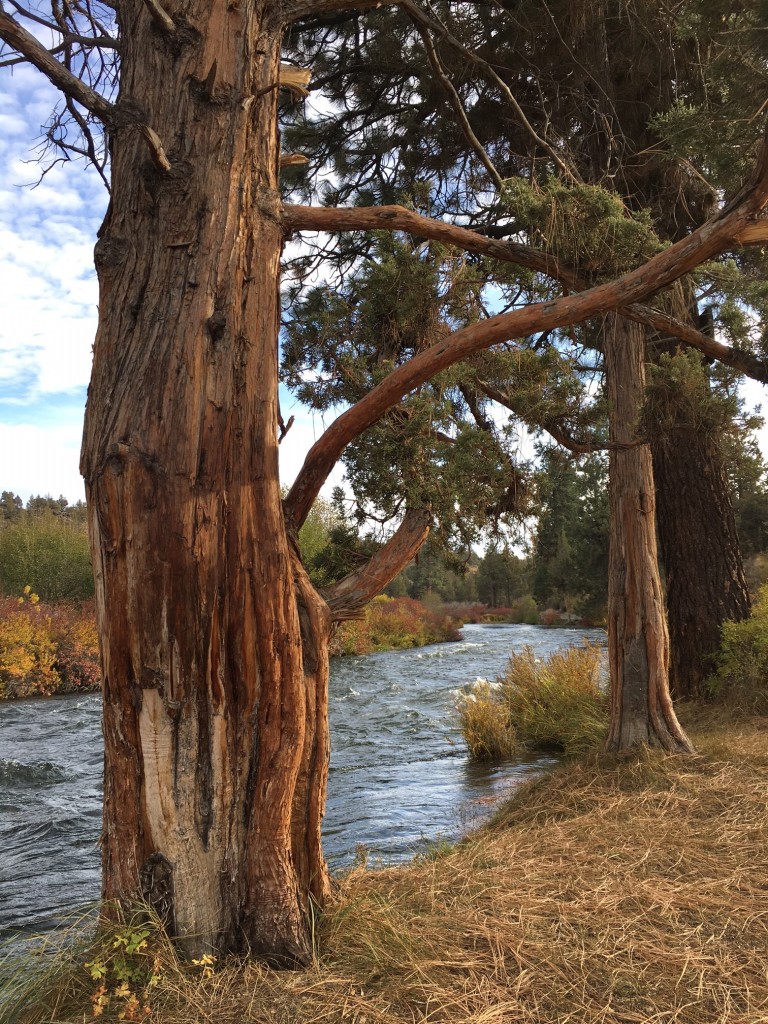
[
  {"x1": 6, "y1": 704, "x2": 766, "y2": 1024},
  {"x1": 0, "y1": 594, "x2": 460, "y2": 700}
]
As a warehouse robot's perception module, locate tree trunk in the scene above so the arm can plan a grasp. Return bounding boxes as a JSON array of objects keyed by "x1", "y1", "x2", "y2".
[
  {"x1": 80, "y1": 2, "x2": 329, "y2": 963},
  {"x1": 650, "y1": 357, "x2": 751, "y2": 700},
  {"x1": 603, "y1": 315, "x2": 694, "y2": 752}
]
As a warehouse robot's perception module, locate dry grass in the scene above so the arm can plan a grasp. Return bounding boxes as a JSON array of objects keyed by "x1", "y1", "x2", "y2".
[{"x1": 6, "y1": 709, "x2": 768, "y2": 1024}]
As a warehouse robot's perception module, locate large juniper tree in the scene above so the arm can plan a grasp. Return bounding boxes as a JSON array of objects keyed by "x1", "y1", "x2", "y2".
[{"x1": 2, "y1": 0, "x2": 767, "y2": 962}]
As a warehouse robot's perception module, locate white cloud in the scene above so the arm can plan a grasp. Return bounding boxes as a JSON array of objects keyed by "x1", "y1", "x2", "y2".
[
  {"x1": 0, "y1": 422, "x2": 85, "y2": 503},
  {"x1": 0, "y1": 60, "x2": 104, "y2": 507}
]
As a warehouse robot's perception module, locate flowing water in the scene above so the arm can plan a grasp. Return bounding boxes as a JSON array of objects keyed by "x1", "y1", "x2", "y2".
[{"x1": 0, "y1": 623, "x2": 604, "y2": 939}]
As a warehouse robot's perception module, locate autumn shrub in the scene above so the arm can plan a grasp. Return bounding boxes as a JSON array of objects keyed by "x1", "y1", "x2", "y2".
[
  {"x1": 0, "y1": 592, "x2": 100, "y2": 698},
  {"x1": 0, "y1": 591, "x2": 59, "y2": 698},
  {"x1": 331, "y1": 596, "x2": 461, "y2": 656},
  {"x1": 440, "y1": 601, "x2": 488, "y2": 624},
  {"x1": 457, "y1": 643, "x2": 607, "y2": 760},
  {"x1": 708, "y1": 585, "x2": 768, "y2": 712}
]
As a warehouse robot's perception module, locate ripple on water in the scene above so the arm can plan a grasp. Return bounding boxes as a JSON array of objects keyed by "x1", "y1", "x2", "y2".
[{"x1": 0, "y1": 759, "x2": 69, "y2": 788}]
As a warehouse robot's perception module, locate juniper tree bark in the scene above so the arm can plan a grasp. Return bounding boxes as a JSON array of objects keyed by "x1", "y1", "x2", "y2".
[
  {"x1": 648, "y1": 325, "x2": 751, "y2": 701},
  {"x1": 652, "y1": 420, "x2": 751, "y2": 700},
  {"x1": 603, "y1": 315, "x2": 694, "y2": 752},
  {"x1": 79, "y1": 1, "x2": 332, "y2": 962}
]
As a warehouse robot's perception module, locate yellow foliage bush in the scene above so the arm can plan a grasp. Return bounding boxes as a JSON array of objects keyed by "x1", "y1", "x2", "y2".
[
  {"x1": 0, "y1": 606, "x2": 59, "y2": 698},
  {"x1": 0, "y1": 591, "x2": 101, "y2": 699}
]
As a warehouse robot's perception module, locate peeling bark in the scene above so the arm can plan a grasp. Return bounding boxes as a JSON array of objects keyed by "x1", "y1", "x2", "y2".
[
  {"x1": 603, "y1": 316, "x2": 694, "y2": 753},
  {"x1": 81, "y1": 1, "x2": 327, "y2": 963}
]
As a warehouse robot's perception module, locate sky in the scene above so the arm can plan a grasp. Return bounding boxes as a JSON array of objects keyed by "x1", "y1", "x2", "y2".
[
  {"x1": 1, "y1": 36, "x2": 767, "y2": 507},
  {"x1": 0, "y1": 56, "x2": 335, "y2": 506}
]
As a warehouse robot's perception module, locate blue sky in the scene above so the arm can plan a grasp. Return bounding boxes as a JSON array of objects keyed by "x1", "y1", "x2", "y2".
[{"x1": 0, "y1": 54, "x2": 331, "y2": 506}]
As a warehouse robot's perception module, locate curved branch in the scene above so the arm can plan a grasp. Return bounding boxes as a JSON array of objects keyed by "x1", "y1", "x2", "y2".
[
  {"x1": 284, "y1": 144, "x2": 768, "y2": 528},
  {"x1": 322, "y1": 508, "x2": 431, "y2": 621},
  {"x1": 283, "y1": 202, "x2": 768, "y2": 382}
]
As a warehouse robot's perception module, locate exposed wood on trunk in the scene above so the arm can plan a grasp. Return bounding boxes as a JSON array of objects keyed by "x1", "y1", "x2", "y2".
[
  {"x1": 603, "y1": 316, "x2": 694, "y2": 752},
  {"x1": 80, "y1": 0, "x2": 328, "y2": 965}
]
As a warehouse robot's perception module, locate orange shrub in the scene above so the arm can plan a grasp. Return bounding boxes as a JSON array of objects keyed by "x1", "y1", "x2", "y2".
[{"x1": 0, "y1": 593, "x2": 101, "y2": 699}]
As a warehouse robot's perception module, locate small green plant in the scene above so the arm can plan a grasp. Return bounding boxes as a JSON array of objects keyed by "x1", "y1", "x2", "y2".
[
  {"x1": 708, "y1": 585, "x2": 768, "y2": 712},
  {"x1": 457, "y1": 643, "x2": 607, "y2": 760},
  {"x1": 0, "y1": 908, "x2": 173, "y2": 1023},
  {"x1": 84, "y1": 919, "x2": 161, "y2": 1020}
]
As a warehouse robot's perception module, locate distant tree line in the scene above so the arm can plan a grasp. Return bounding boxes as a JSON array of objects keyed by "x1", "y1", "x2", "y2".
[{"x1": 5, "y1": 419, "x2": 768, "y2": 617}]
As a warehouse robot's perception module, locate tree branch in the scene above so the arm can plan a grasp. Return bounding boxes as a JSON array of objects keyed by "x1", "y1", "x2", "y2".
[
  {"x1": 321, "y1": 508, "x2": 431, "y2": 620},
  {"x1": 285, "y1": 0, "x2": 395, "y2": 24},
  {"x1": 0, "y1": 6, "x2": 171, "y2": 171},
  {"x1": 284, "y1": 202, "x2": 768, "y2": 383},
  {"x1": 142, "y1": 0, "x2": 176, "y2": 36},
  {"x1": 398, "y1": 0, "x2": 581, "y2": 183},
  {"x1": 412, "y1": 20, "x2": 503, "y2": 190},
  {"x1": 284, "y1": 139, "x2": 768, "y2": 528},
  {"x1": 474, "y1": 379, "x2": 642, "y2": 455},
  {"x1": 0, "y1": 6, "x2": 115, "y2": 123}
]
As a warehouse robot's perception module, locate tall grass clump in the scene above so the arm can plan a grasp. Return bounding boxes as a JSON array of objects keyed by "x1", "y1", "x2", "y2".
[
  {"x1": 458, "y1": 643, "x2": 607, "y2": 760},
  {"x1": 709, "y1": 584, "x2": 768, "y2": 712}
]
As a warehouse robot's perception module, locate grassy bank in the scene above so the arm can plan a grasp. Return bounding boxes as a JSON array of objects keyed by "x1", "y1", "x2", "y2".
[
  {"x1": 6, "y1": 706, "x2": 768, "y2": 1023},
  {"x1": 330, "y1": 595, "x2": 461, "y2": 656}
]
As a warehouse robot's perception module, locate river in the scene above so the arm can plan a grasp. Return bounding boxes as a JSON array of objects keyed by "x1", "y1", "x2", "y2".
[{"x1": 0, "y1": 622, "x2": 604, "y2": 939}]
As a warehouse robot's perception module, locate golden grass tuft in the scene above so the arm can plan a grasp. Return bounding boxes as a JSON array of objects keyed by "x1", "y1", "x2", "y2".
[
  {"x1": 5, "y1": 709, "x2": 768, "y2": 1023},
  {"x1": 457, "y1": 643, "x2": 607, "y2": 760}
]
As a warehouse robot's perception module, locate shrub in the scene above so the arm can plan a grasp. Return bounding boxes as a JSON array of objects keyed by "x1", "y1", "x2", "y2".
[
  {"x1": 510, "y1": 595, "x2": 540, "y2": 624},
  {"x1": 0, "y1": 592, "x2": 100, "y2": 698},
  {"x1": 457, "y1": 643, "x2": 607, "y2": 760},
  {"x1": 709, "y1": 585, "x2": 768, "y2": 712},
  {"x1": 0, "y1": 513, "x2": 93, "y2": 601},
  {"x1": 331, "y1": 596, "x2": 461, "y2": 656},
  {"x1": 0, "y1": 592, "x2": 59, "y2": 698}
]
